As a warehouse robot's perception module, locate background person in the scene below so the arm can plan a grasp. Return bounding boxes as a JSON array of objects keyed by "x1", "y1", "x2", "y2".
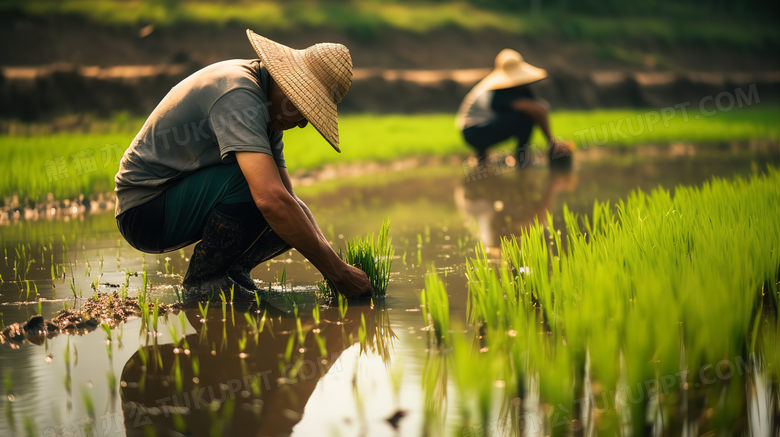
[{"x1": 456, "y1": 49, "x2": 572, "y2": 169}]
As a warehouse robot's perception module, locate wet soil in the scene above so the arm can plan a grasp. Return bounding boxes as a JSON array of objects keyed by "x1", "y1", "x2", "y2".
[{"x1": 1, "y1": 292, "x2": 171, "y2": 345}]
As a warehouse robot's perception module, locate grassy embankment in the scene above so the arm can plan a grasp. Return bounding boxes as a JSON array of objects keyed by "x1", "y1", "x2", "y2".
[
  {"x1": 2, "y1": 0, "x2": 777, "y2": 49},
  {"x1": 0, "y1": 108, "x2": 777, "y2": 202},
  {"x1": 422, "y1": 168, "x2": 780, "y2": 435}
]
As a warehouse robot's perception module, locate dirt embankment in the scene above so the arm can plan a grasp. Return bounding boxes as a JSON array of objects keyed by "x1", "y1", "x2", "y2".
[{"x1": 1, "y1": 15, "x2": 779, "y2": 118}]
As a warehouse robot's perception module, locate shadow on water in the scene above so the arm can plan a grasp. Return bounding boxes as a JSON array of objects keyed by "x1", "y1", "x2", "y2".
[
  {"x1": 0, "y1": 146, "x2": 778, "y2": 435},
  {"x1": 120, "y1": 300, "x2": 397, "y2": 436}
]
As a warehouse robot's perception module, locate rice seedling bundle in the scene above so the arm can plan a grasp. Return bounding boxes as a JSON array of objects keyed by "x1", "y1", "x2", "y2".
[{"x1": 328, "y1": 216, "x2": 394, "y2": 297}]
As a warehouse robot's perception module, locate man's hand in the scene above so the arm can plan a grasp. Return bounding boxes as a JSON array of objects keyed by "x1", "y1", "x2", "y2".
[
  {"x1": 236, "y1": 151, "x2": 372, "y2": 298},
  {"x1": 327, "y1": 265, "x2": 374, "y2": 298}
]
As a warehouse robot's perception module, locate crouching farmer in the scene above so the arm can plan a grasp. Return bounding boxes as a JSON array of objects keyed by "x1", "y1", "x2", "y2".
[{"x1": 114, "y1": 31, "x2": 373, "y2": 303}]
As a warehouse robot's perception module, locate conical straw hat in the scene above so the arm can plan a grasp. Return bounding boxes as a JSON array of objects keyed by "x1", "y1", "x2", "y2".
[
  {"x1": 455, "y1": 49, "x2": 547, "y2": 130},
  {"x1": 246, "y1": 30, "x2": 352, "y2": 153},
  {"x1": 478, "y1": 48, "x2": 547, "y2": 91}
]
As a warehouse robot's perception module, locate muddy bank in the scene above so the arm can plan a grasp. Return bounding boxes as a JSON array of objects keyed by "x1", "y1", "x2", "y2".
[
  {"x1": 3, "y1": 15, "x2": 778, "y2": 72},
  {"x1": 0, "y1": 292, "x2": 171, "y2": 346},
  {"x1": 2, "y1": 64, "x2": 778, "y2": 118}
]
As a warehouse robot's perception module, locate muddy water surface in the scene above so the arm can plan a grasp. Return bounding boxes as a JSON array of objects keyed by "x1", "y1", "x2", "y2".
[{"x1": 0, "y1": 147, "x2": 777, "y2": 436}]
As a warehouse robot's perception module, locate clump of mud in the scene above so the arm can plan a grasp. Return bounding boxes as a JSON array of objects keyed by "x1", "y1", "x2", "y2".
[{"x1": 1, "y1": 292, "x2": 171, "y2": 345}]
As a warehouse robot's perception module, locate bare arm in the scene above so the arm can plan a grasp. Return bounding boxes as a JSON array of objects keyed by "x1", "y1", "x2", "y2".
[
  {"x1": 277, "y1": 167, "x2": 330, "y2": 245},
  {"x1": 512, "y1": 99, "x2": 554, "y2": 143},
  {"x1": 236, "y1": 152, "x2": 372, "y2": 297}
]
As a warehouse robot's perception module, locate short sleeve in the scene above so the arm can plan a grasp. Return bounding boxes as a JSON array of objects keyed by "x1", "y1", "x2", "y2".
[{"x1": 208, "y1": 88, "x2": 286, "y2": 168}]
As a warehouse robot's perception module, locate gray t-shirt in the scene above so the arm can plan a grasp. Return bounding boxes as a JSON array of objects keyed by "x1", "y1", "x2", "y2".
[{"x1": 114, "y1": 59, "x2": 284, "y2": 216}]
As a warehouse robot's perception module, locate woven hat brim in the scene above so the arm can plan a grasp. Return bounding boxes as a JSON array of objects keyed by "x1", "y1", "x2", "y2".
[
  {"x1": 482, "y1": 62, "x2": 548, "y2": 91},
  {"x1": 246, "y1": 30, "x2": 342, "y2": 153}
]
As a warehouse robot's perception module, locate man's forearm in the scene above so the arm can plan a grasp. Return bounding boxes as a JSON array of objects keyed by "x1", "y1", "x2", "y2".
[
  {"x1": 259, "y1": 194, "x2": 344, "y2": 281},
  {"x1": 513, "y1": 99, "x2": 554, "y2": 143},
  {"x1": 293, "y1": 196, "x2": 331, "y2": 245}
]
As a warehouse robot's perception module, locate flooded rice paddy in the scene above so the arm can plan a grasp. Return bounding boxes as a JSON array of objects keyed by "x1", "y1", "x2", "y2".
[{"x1": 1, "y1": 145, "x2": 778, "y2": 436}]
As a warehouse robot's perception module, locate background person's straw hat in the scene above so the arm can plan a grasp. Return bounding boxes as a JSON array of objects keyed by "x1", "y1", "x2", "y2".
[
  {"x1": 246, "y1": 30, "x2": 352, "y2": 153},
  {"x1": 478, "y1": 48, "x2": 547, "y2": 91},
  {"x1": 455, "y1": 49, "x2": 547, "y2": 130}
]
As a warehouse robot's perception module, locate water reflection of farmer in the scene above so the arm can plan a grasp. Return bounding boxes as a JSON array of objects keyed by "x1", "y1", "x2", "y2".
[
  {"x1": 455, "y1": 169, "x2": 578, "y2": 248},
  {"x1": 456, "y1": 49, "x2": 572, "y2": 168},
  {"x1": 120, "y1": 301, "x2": 391, "y2": 435},
  {"x1": 114, "y1": 31, "x2": 372, "y2": 303}
]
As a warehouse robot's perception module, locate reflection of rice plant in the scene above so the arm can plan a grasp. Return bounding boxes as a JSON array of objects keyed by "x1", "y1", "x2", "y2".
[
  {"x1": 312, "y1": 303, "x2": 320, "y2": 325},
  {"x1": 421, "y1": 350, "x2": 448, "y2": 435},
  {"x1": 23, "y1": 417, "x2": 36, "y2": 437},
  {"x1": 80, "y1": 386, "x2": 96, "y2": 435},
  {"x1": 358, "y1": 299, "x2": 398, "y2": 366}
]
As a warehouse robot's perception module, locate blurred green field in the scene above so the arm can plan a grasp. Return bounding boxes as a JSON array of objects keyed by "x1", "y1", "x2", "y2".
[
  {"x1": 2, "y1": 0, "x2": 776, "y2": 48},
  {"x1": 1, "y1": 108, "x2": 777, "y2": 202}
]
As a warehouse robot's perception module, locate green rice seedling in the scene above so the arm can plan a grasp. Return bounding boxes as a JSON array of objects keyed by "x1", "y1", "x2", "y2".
[
  {"x1": 142, "y1": 266, "x2": 148, "y2": 296},
  {"x1": 243, "y1": 312, "x2": 259, "y2": 332},
  {"x1": 172, "y1": 285, "x2": 182, "y2": 304},
  {"x1": 168, "y1": 318, "x2": 180, "y2": 348},
  {"x1": 69, "y1": 278, "x2": 79, "y2": 299},
  {"x1": 337, "y1": 292, "x2": 348, "y2": 320},
  {"x1": 151, "y1": 299, "x2": 160, "y2": 333},
  {"x1": 198, "y1": 302, "x2": 208, "y2": 322},
  {"x1": 229, "y1": 284, "x2": 235, "y2": 303},
  {"x1": 278, "y1": 267, "x2": 287, "y2": 292},
  {"x1": 219, "y1": 289, "x2": 227, "y2": 321},
  {"x1": 332, "y1": 216, "x2": 394, "y2": 296},
  {"x1": 421, "y1": 268, "x2": 450, "y2": 347},
  {"x1": 454, "y1": 168, "x2": 780, "y2": 435},
  {"x1": 254, "y1": 290, "x2": 261, "y2": 309}
]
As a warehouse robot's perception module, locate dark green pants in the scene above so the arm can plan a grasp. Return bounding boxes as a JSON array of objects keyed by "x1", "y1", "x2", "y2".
[{"x1": 117, "y1": 163, "x2": 261, "y2": 253}]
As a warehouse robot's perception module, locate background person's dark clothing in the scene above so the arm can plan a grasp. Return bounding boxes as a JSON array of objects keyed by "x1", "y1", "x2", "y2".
[
  {"x1": 462, "y1": 111, "x2": 535, "y2": 160},
  {"x1": 460, "y1": 85, "x2": 537, "y2": 160}
]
